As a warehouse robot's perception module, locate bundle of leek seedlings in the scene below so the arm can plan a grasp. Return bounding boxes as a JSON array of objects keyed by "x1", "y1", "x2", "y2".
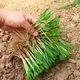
[{"x1": 13, "y1": 9, "x2": 72, "y2": 80}]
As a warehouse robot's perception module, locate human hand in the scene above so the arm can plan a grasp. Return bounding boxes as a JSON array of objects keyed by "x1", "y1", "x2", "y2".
[{"x1": 0, "y1": 9, "x2": 38, "y2": 37}]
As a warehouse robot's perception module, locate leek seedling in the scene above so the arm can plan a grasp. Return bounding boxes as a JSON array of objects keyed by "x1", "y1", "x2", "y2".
[{"x1": 60, "y1": 0, "x2": 80, "y2": 9}]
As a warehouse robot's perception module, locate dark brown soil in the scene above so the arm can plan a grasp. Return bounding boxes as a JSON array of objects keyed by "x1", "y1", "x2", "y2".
[{"x1": 0, "y1": 30, "x2": 25, "y2": 80}]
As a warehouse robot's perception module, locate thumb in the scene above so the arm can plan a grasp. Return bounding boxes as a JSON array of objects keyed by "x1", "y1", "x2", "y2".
[{"x1": 23, "y1": 21, "x2": 38, "y2": 37}]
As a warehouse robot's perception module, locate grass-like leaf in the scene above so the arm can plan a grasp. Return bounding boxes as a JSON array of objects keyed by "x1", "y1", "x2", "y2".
[{"x1": 60, "y1": 0, "x2": 80, "y2": 9}]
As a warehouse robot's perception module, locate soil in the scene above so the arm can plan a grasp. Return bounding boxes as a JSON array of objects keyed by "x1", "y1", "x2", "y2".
[{"x1": 0, "y1": 0, "x2": 80, "y2": 80}]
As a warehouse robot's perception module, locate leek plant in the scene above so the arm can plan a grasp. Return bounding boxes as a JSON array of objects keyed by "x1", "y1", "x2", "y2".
[{"x1": 13, "y1": 9, "x2": 72, "y2": 80}]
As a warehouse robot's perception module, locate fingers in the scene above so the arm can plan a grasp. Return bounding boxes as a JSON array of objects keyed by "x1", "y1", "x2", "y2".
[
  {"x1": 25, "y1": 15, "x2": 37, "y2": 24},
  {"x1": 25, "y1": 15, "x2": 38, "y2": 37},
  {"x1": 22, "y1": 21, "x2": 38, "y2": 37}
]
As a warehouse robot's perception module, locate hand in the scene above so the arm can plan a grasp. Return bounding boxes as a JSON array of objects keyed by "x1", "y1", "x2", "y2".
[{"x1": 0, "y1": 9, "x2": 38, "y2": 37}]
